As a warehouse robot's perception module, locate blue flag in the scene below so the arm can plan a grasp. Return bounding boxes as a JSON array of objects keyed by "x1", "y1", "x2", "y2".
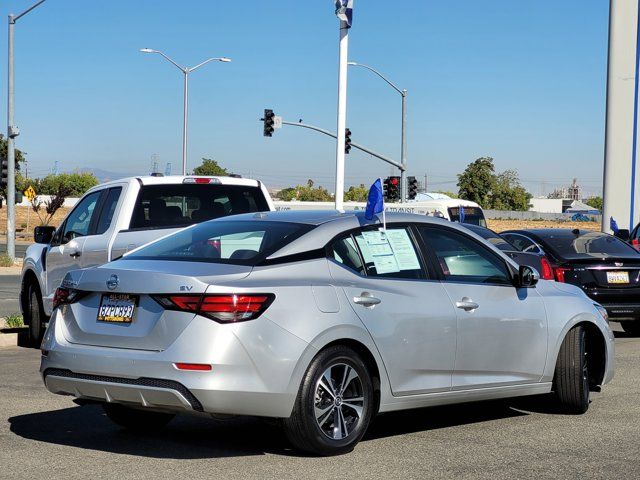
[
  {"x1": 335, "y1": 0, "x2": 353, "y2": 28},
  {"x1": 459, "y1": 205, "x2": 466, "y2": 223},
  {"x1": 365, "y1": 179, "x2": 384, "y2": 220},
  {"x1": 610, "y1": 216, "x2": 619, "y2": 234}
]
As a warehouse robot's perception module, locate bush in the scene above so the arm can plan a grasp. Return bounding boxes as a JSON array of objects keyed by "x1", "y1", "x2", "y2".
[
  {"x1": 4, "y1": 313, "x2": 23, "y2": 328},
  {"x1": 0, "y1": 254, "x2": 14, "y2": 267}
]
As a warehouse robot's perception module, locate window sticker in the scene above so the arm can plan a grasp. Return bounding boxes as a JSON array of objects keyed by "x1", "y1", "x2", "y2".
[
  {"x1": 361, "y1": 230, "x2": 400, "y2": 274},
  {"x1": 385, "y1": 229, "x2": 421, "y2": 270}
]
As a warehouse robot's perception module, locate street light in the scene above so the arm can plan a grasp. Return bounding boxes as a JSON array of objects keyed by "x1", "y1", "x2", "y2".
[
  {"x1": 348, "y1": 61, "x2": 408, "y2": 203},
  {"x1": 139, "y1": 48, "x2": 231, "y2": 175},
  {"x1": 6, "y1": 0, "x2": 48, "y2": 260}
]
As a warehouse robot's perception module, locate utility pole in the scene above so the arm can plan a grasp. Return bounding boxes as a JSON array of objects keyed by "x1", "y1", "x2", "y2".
[{"x1": 6, "y1": 0, "x2": 47, "y2": 260}]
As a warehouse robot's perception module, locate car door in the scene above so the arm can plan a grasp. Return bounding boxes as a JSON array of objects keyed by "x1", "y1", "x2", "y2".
[
  {"x1": 417, "y1": 225, "x2": 548, "y2": 389},
  {"x1": 80, "y1": 186, "x2": 124, "y2": 268},
  {"x1": 46, "y1": 190, "x2": 103, "y2": 299},
  {"x1": 327, "y1": 225, "x2": 457, "y2": 396}
]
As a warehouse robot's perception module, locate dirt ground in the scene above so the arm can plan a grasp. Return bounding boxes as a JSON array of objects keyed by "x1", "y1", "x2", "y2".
[{"x1": 0, "y1": 206, "x2": 601, "y2": 240}]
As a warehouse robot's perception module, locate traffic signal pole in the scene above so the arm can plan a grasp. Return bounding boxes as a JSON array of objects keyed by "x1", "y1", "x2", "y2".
[{"x1": 400, "y1": 89, "x2": 407, "y2": 203}]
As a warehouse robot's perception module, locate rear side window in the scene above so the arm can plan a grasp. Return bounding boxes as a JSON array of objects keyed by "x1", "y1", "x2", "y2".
[
  {"x1": 96, "y1": 187, "x2": 122, "y2": 235},
  {"x1": 502, "y1": 233, "x2": 542, "y2": 254},
  {"x1": 129, "y1": 184, "x2": 269, "y2": 230},
  {"x1": 419, "y1": 226, "x2": 512, "y2": 285},
  {"x1": 125, "y1": 220, "x2": 313, "y2": 265},
  {"x1": 330, "y1": 226, "x2": 426, "y2": 280}
]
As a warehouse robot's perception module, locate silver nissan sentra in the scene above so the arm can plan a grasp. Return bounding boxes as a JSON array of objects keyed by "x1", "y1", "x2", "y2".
[{"x1": 40, "y1": 210, "x2": 615, "y2": 455}]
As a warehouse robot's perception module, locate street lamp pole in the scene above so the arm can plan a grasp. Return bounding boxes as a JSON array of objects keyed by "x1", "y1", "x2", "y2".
[
  {"x1": 6, "y1": 0, "x2": 47, "y2": 261},
  {"x1": 348, "y1": 61, "x2": 408, "y2": 202},
  {"x1": 139, "y1": 49, "x2": 231, "y2": 175}
]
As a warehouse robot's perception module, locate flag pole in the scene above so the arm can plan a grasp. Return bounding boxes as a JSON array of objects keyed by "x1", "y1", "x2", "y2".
[{"x1": 334, "y1": 19, "x2": 349, "y2": 212}]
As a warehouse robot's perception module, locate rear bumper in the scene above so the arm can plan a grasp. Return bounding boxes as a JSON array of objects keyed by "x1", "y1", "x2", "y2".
[
  {"x1": 599, "y1": 304, "x2": 640, "y2": 321},
  {"x1": 40, "y1": 310, "x2": 311, "y2": 418}
]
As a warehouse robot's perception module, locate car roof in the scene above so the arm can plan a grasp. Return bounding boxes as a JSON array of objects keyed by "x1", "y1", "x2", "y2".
[{"x1": 503, "y1": 228, "x2": 607, "y2": 239}]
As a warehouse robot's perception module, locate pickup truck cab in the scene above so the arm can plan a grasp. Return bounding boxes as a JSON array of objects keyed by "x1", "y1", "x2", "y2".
[{"x1": 21, "y1": 175, "x2": 274, "y2": 344}]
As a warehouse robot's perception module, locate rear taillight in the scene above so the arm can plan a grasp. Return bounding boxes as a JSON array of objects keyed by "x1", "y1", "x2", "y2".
[
  {"x1": 554, "y1": 267, "x2": 572, "y2": 283},
  {"x1": 540, "y1": 257, "x2": 554, "y2": 280},
  {"x1": 153, "y1": 294, "x2": 274, "y2": 323},
  {"x1": 52, "y1": 287, "x2": 86, "y2": 310}
]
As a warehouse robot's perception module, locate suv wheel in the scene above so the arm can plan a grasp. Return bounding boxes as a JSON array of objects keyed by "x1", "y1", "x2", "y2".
[
  {"x1": 25, "y1": 283, "x2": 45, "y2": 348},
  {"x1": 283, "y1": 345, "x2": 374, "y2": 456}
]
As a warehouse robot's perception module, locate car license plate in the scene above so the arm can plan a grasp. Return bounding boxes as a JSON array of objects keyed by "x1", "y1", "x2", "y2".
[
  {"x1": 97, "y1": 294, "x2": 138, "y2": 323},
  {"x1": 607, "y1": 271, "x2": 629, "y2": 284}
]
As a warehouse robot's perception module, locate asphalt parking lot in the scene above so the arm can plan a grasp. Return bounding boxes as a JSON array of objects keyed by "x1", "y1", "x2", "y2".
[{"x1": 0, "y1": 324, "x2": 637, "y2": 480}]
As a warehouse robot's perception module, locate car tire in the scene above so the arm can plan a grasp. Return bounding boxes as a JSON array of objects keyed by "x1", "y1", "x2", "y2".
[
  {"x1": 26, "y1": 283, "x2": 45, "y2": 348},
  {"x1": 102, "y1": 403, "x2": 175, "y2": 432},
  {"x1": 283, "y1": 345, "x2": 374, "y2": 456},
  {"x1": 620, "y1": 321, "x2": 640, "y2": 336},
  {"x1": 553, "y1": 325, "x2": 590, "y2": 414}
]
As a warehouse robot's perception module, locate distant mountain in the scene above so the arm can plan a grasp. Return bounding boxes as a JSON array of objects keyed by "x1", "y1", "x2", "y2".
[{"x1": 75, "y1": 168, "x2": 135, "y2": 183}]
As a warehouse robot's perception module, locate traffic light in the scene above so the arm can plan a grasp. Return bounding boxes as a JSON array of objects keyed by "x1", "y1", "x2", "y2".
[
  {"x1": 1, "y1": 157, "x2": 7, "y2": 190},
  {"x1": 344, "y1": 128, "x2": 352, "y2": 154},
  {"x1": 408, "y1": 176, "x2": 418, "y2": 200},
  {"x1": 384, "y1": 176, "x2": 400, "y2": 201},
  {"x1": 263, "y1": 109, "x2": 275, "y2": 137}
]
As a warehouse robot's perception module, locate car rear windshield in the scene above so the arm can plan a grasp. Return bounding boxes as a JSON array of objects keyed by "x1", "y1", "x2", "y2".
[
  {"x1": 124, "y1": 220, "x2": 313, "y2": 265},
  {"x1": 541, "y1": 231, "x2": 640, "y2": 259},
  {"x1": 448, "y1": 207, "x2": 487, "y2": 227},
  {"x1": 129, "y1": 183, "x2": 270, "y2": 230}
]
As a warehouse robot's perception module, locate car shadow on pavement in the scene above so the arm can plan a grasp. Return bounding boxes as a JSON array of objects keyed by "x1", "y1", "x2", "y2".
[{"x1": 9, "y1": 395, "x2": 566, "y2": 457}]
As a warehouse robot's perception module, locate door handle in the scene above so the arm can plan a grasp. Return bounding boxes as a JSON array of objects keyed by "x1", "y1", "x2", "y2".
[
  {"x1": 69, "y1": 251, "x2": 81, "y2": 258},
  {"x1": 353, "y1": 292, "x2": 381, "y2": 307},
  {"x1": 456, "y1": 297, "x2": 479, "y2": 311}
]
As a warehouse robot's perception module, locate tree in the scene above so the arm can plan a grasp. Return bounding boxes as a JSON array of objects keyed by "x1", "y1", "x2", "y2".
[
  {"x1": 489, "y1": 169, "x2": 531, "y2": 211},
  {"x1": 31, "y1": 184, "x2": 70, "y2": 225},
  {"x1": 38, "y1": 172, "x2": 99, "y2": 197},
  {"x1": 276, "y1": 181, "x2": 333, "y2": 202},
  {"x1": 0, "y1": 134, "x2": 26, "y2": 199},
  {"x1": 457, "y1": 157, "x2": 496, "y2": 208},
  {"x1": 192, "y1": 158, "x2": 228, "y2": 176},
  {"x1": 344, "y1": 184, "x2": 369, "y2": 202},
  {"x1": 585, "y1": 196, "x2": 603, "y2": 212}
]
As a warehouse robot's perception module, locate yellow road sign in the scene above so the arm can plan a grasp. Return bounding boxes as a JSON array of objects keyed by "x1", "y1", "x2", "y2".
[{"x1": 24, "y1": 186, "x2": 36, "y2": 201}]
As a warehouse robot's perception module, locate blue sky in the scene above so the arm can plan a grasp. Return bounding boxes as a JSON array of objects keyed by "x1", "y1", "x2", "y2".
[{"x1": 2, "y1": 0, "x2": 609, "y2": 196}]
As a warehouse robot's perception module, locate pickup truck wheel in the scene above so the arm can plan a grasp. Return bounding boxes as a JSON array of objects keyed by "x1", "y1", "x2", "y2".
[
  {"x1": 620, "y1": 321, "x2": 640, "y2": 336},
  {"x1": 553, "y1": 325, "x2": 590, "y2": 414},
  {"x1": 26, "y1": 284, "x2": 45, "y2": 348}
]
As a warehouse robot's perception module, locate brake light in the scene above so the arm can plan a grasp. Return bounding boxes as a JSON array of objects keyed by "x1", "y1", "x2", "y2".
[
  {"x1": 154, "y1": 294, "x2": 274, "y2": 323},
  {"x1": 633, "y1": 239, "x2": 640, "y2": 250},
  {"x1": 52, "y1": 287, "x2": 86, "y2": 310},
  {"x1": 540, "y1": 257, "x2": 554, "y2": 280},
  {"x1": 554, "y1": 267, "x2": 572, "y2": 283},
  {"x1": 182, "y1": 177, "x2": 221, "y2": 184}
]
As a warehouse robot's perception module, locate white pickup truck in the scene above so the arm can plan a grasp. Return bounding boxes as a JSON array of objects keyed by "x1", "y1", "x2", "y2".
[{"x1": 20, "y1": 175, "x2": 274, "y2": 344}]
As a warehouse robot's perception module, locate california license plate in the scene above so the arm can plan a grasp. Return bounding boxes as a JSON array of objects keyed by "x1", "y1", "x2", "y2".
[
  {"x1": 607, "y1": 271, "x2": 629, "y2": 284},
  {"x1": 97, "y1": 294, "x2": 138, "y2": 323}
]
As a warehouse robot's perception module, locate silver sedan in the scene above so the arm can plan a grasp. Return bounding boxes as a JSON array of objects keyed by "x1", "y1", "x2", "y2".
[{"x1": 40, "y1": 210, "x2": 615, "y2": 455}]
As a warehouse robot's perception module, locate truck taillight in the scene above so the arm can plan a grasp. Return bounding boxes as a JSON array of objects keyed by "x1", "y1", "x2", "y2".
[
  {"x1": 554, "y1": 267, "x2": 572, "y2": 283},
  {"x1": 153, "y1": 294, "x2": 274, "y2": 323},
  {"x1": 540, "y1": 257, "x2": 554, "y2": 280}
]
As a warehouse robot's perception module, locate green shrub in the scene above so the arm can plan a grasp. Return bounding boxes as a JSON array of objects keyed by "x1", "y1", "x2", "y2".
[
  {"x1": 4, "y1": 313, "x2": 23, "y2": 328},
  {"x1": 0, "y1": 254, "x2": 14, "y2": 267}
]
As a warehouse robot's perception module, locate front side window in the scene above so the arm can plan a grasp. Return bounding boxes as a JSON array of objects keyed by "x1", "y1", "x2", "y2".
[
  {"x1": 125, "y1": 220, "x2": 313, "y2": 265},
  {"x1": 419, "y1": 227, "x2": 512, "y2": 285},
  {"x1": 330, "y1": 226, "x2": 426, "y2": 280},
  {"x1": 60, "y1": 191, "x2": 102, "y2": 243}
]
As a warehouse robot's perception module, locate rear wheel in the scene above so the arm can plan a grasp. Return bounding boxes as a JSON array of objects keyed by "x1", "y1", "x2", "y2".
[
  {"x1": 25, "y1": 283, "x2": 45, "y2": 348},
  {"x1": 620, "y1": 321, "x2": 640, "y2": 336},
  {"x1": 553, "y1": 325, "x2": 590, "y2": 414},
  {"x1": 283, "y1": 346, "x2": 374, "y2": 456},
  {"x1": 102, "y1": 403, "x2": 175, "y2": 432}
]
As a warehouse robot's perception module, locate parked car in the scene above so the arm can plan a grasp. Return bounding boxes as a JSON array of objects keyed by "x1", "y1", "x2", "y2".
[
  {"x1": 459, "y1": 224, "x2": 554, "y2": 280},
  {"x1": 41, "y1": 211, "x2": 614, "y2": 455},
  {"x1": 502, "y1": 228, "x2": 640, "y2": 335},
  {"x1": 21, "y1": 175, "x2": 274, "y2": 345}
]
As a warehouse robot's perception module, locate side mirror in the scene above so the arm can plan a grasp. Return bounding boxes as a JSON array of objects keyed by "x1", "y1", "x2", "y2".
[
  {"x1": 34, "y1": 225, "x2": 56, "y2": 244},
  {"x1": 614, "y1": 229, "x2": 630, "y2": 242},
  {"x1": 518, "y1": 265, "x2": 539, "y2": 288}
]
